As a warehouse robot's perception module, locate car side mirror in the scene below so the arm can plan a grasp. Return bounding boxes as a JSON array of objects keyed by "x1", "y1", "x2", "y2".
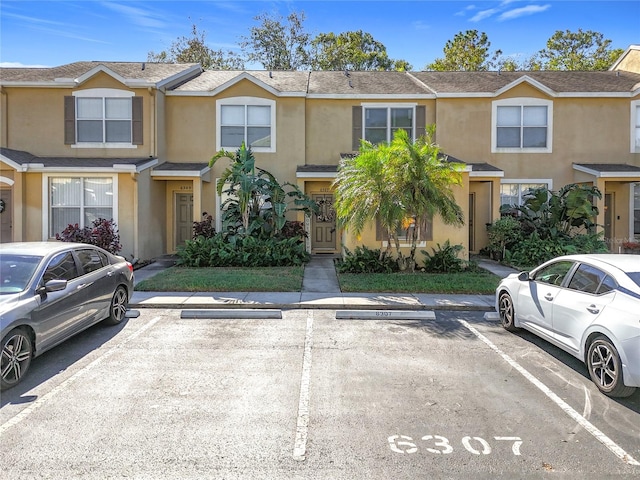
[
  {"x1": 518, "y1": 272, "x2": 531, "y2": 282},
  {"x1": 37, "y1": 279, "x2": 68, "y2": 297}
]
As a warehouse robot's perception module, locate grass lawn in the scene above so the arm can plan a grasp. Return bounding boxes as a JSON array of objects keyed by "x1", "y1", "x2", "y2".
[
  {"x1": 135, "y1": 266, "x2": 305, "y2": 292},
  {"x1": 338, "y1": 271, "x2": 500, "y2": 294},
  {"x1": 135, "y1": 264, "x2": 500, "y2": 294}
]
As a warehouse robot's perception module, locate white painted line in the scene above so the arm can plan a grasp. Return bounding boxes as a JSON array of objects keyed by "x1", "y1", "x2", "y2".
[
  {"x1": 458, "y1": 319, "x2": 640, "y2": 466},
  {"x1": 180, "y1": 309, "x2": 282, "y2": 319},
  {"x1": 293, "y1": 311, "x2": 314, "y2": 461},
  {"x1": 0, "y1": 316, "x2": 161, "y2": 435},
  {"x1": 336, "y1": 310, "x2": 436, "y2": 320}
]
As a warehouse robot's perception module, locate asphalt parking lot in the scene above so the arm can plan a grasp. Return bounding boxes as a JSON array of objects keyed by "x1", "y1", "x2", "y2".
[{"x1": 1, "y1": 309, "x2": 639, "y2": 479}]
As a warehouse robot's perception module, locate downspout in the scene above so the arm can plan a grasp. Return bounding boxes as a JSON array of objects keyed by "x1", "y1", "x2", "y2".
[{"x1": 130, "y1": 172, "x2": 139, "y2": 262}]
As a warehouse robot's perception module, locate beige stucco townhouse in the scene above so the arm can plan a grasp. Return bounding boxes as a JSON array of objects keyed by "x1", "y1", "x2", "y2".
[{"x1": 1, "y1": 46, "x2": 639, "y2": 262}]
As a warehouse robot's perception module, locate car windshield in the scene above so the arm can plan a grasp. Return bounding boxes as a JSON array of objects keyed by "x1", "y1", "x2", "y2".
[
  {"x1": 0, "y1": 254, "x2": 42, "y2": 294},
  {"x1": 626, "y1": 271, "x2": 640, "y2": 288}
]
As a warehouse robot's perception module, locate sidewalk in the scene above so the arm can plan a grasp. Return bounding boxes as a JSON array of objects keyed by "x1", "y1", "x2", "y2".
[{"x1": 130, "y1": 256, "x2": 518, "y2": 311}]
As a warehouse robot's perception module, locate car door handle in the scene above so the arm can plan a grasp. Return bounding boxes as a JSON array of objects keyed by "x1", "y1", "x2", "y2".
[
  {"x1": 586, "y1": 304, "x2": 600, "y2": 314},
  {"x1": 107, "y1": 271, "x2": 114, "y2": 277},
  {"x1": 544, "y1": 294, "x2": 554, "y2": 301}
]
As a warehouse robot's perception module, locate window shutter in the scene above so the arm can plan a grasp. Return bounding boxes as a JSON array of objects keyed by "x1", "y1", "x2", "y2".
[
  {"x1": 64, "y1": 96, "x2": 75, "y2": 144},
  {"x1": 132, "y1": 97, "x2": 143, "y2": 145},
  {"x1": 416, "y1": 105, "x2": 426, "y2": 139},
  {"x1": 352, "y1": 106, "x2": 362, "y2": 151}
]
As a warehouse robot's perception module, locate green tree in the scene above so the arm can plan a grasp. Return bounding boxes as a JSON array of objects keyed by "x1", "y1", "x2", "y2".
[
  {"x1": 310, "y1": 30, "x2": 411, "y2": 71},
  {"x1": 536, "y1": 29, "x2": 624, "y2": 71},
  {"x1": 426, "y1": 30, "x2": 501, "y2": 71},
  {"x1": 334, "y1": 128, "x2": 465, "y2": 271},
  {"x1": 240, "y1": 11, "x2": 311, "y2": 70},
  {"x1": 147, "y1": 24, "x2": 244, "y2": 69}
]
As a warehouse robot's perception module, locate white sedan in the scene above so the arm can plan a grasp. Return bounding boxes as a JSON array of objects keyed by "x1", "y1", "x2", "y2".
[{"x1": 496, "y1": 254, "x2": 640, "y2": 398}]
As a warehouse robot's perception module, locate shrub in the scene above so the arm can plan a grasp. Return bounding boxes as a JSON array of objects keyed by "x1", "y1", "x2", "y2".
[
  {"x1": 486, "y1": 216, "x2": 522, "y2": 261},
  {"x1": 336, "y1": 246, "x2": 397, "y2": 273},
  {"x1": 280, "y1": 220, "x2": 308, "y2": 239},
  {"x1": 177, "y1": 233, "x2": 309, "y2": 267},
  {"x1": 505, "y1": 233, "x2": 565, "y2": 268},
  {"x1": 193, "y1": 213, "x2": 216, "y2": 239},
  {"x1": 55, "y1": 218, "x2": 122, "y2": 254},
  {"x1": 421, "y1": 240, "x2": 466, "y2": 273}
]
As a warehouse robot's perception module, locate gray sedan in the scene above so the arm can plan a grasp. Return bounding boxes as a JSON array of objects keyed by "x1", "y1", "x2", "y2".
[
  {"x1": 1, "y1": 242, "x2": 134, "y2": 390},
  {"x1": 496, "y1": 254, "x2": 640, "y2": 398}
]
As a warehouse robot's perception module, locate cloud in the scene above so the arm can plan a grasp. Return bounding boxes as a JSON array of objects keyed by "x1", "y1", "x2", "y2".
[
  {"x1": 1, "y1": 12, "x2": 68, "y2": 27},
  {"x1": 470, "y1": 8, "x2": 500, "y2": 22},
  {"x1": 0, "y1": 62, "x2": 50, "y2": 68},
  {"x1": 411, "y1": 20, "x2": 431, "y2": 31},
  {"x1": 100, "y1": 1, "x2": 166, "y2": 29},
  {"x1": 498, "y1": 4, "x2": 551, "y2": 21}
]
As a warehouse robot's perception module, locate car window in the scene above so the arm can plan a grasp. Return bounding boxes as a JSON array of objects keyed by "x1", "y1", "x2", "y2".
[
  {"x1": 567, "y1": 263, "x2": 606, "y2": 294},
  {"x1": 533, "y1": 261, "x2": 574, "y2": 286},
  {"x1": 77, "y1": 248, "x2": 106, "y2": 274},
  {"x1": 43, "y1": 251, "x2": 79, "y2": 283},
  {"x1": 626, "y1": 272, "x2": 640, "y2": 288},
  {"x1": 597, "y1": 274, "x2": 617, "y2": 294},
  {"x1": 0, "y1": 254, "x2": 42, "y2": 293}
]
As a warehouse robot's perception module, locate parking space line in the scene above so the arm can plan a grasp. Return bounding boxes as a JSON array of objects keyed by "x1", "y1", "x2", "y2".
[
  {"x1": 458, "y1": 319, "x2": 640, "y2": 466},
  {"x1": 293, "y1": 311, "x2": 314, "y2": 461},
  {"x1": 0, "y1": 316, "x2": 161, "y2": 436}
]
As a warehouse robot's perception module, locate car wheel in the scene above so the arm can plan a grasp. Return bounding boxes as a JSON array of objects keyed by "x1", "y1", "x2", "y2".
[
  {"x1": 1, "y1": 328, "x2": 33, "y2": 390},
  {"x1": 498, "y1": 292, "x2": 518, "y2": 332},
  {"x1": 104, "y1": 285, "x2": 128, "y2": 326},
  {"x1": 587, "y1": 336, "x2": 635, "y2": 398}
]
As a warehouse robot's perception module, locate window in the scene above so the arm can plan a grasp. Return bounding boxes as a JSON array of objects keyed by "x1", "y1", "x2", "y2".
[
  {"x1": 567, "y1": 264, "x2": 606, "y2": 294},
  {"x1": 65, "y1": 89, "x2": 141, "y2": 147},
  {"x1": 375, "y1": 216, "x2": 432, "y2": 243},
  {"x1": 77, "y1": 97, "x2": 131, "y2": 143},
  {"x1": 364, "y1": 106, "x2": 413, "y2": 144},
  {"x1": 217, "y1": 97, "x2": 275, "y2": 152},
  {"x1": 77, "y1": 249, "x2": 107, "y2": 274},
  {"x1": 43, "y1": 252, "x2": 79, "y2": 283},
  {"x1": 500, "y1": 181, "x2": 549, "y2": 210},
  {"x1": 533, "y1": 261, "x2": 574, "y2": 286},
  {"x1": 492, "y1": 98, "x2": 552, "y2": 153},
  {"x1": 632, "y1": 101, "x2": 640, "y2": 153},
  {"x1": 47, "y1": 177, "x2": 115, "y2": 238}
]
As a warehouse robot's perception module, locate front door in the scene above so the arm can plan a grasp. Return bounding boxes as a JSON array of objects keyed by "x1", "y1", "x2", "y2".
[
  {"x1": 175, "y1": 193, "x2": 193, "y2": 248},
  {"x1": 0, "y1": 189, "x2": 12, "y2": 243},
  {"x1": 311, "y1": 193, "x2": 336, "y2": 251}
]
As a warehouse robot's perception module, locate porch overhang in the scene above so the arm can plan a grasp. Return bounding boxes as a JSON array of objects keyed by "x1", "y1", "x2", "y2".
[
  {"x1": 296, "y1": 164, "x2": 338, "y2": 179},
  {"x1": 151, "y1": 162, "x2": 211, "y2": 181},
  {"x1": 573, "y1": 163, "x2": 640, "y2": 180},
  {"x1": 0, "y1": 147, "x2": 158, "y2": 173}
]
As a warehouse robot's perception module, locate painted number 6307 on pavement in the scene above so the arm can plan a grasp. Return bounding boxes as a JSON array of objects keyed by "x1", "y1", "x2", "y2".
[{"x1": 388, "y1": 435, "x2": 523, "y2": 456}]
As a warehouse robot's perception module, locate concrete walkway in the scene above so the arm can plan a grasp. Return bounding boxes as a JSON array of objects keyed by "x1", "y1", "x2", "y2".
[{"x1": 130, "y1": 254, "x2": 518, "y2": 311}]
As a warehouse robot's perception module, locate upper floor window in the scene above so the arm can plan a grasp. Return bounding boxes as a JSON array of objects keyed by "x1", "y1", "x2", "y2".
[
  {"x1": 492, "y1": 98, "x2": 553, "y2": 153},
  {"x1": 217, "y1": 97, "x2": 275, "y2": 152},
  {"x1": 364, "y1": 106, "x2": 413, "y2": 144},
  {"x1": 65, "y1": 89, "x2": 142, "y2": 148},
  {"x1": 631, "y1": 101, "x2": 640, "y2": 153}
]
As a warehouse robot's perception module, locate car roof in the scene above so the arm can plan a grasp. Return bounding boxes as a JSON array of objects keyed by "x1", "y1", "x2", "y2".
[
  {"x1": 0, "y1": 241, "x2": 93, "y2": 256},
  {"x1": 558, "y1": 254, "x2": 640, "y2": 272}
]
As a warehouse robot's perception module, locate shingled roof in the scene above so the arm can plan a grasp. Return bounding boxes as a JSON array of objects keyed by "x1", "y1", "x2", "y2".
[{"x1": 0, "y1": 61, "x2": 201, "y2": 85}]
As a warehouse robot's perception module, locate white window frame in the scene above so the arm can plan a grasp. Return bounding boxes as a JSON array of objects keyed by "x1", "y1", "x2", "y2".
[
  {"x1": 42, "y1": 174, "x2": 118, "y2": 240},
  {"x1": 500, "y1": 179, "x2": 552, "y2": 210},
  {"x1": 492, "y1": 98, "x2": 553, "y2": 153},
  {"x1": 72, "y1": 89, "x2": 136, "y2": 149},
  {"x1": 631, "y1": 100, "x2": 640, "y2": 153},
  {"x1": 361, "y1": 103, "x2": 417, "y2": 144},
  {"x1": 631, "y1": 183, "x2": 640, "y2": 242},
  {"x1": 216, "y1": 97, "x2": 276, "y2": 153}
]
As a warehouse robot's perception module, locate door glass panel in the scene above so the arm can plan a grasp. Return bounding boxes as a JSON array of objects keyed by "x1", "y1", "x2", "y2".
[
  {"x1": 77, "y1": 249, "x2": 105, "y2": 274},
  {"x1": 43, "y1": 252, "x2": 79, "y2": 283},
  {"x1": 567, "y1": 264, "x2": 605, "y2": 294}
]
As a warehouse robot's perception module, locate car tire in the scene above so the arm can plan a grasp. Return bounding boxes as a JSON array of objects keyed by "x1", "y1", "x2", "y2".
[
  {"x1": 1, "y1": 327, "x2": 33, "y2": 390},
  {"x1": 104, "y1": 285, "x2": 128, "y2": 326},
  {"x1": 498, "y1": 292, "x2": 519, "y2": 332},
  {"x1": 587, "y1": 336, "x2": 635, "y2": 398}
]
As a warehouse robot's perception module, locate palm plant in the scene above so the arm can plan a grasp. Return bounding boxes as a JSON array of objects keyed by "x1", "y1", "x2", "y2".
[{"x1": 334, "y1": 126, "x2": 465, "y2": 270}]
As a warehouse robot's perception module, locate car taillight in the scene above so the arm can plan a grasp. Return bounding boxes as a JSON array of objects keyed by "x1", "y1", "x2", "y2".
[{"x1": 126, "y1": 262, "x2": 134, "y2": 273}]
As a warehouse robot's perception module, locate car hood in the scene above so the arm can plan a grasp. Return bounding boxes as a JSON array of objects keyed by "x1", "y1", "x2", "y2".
[{"x1": 0, "y1": 292, "x2": 33, "y2": 318}]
